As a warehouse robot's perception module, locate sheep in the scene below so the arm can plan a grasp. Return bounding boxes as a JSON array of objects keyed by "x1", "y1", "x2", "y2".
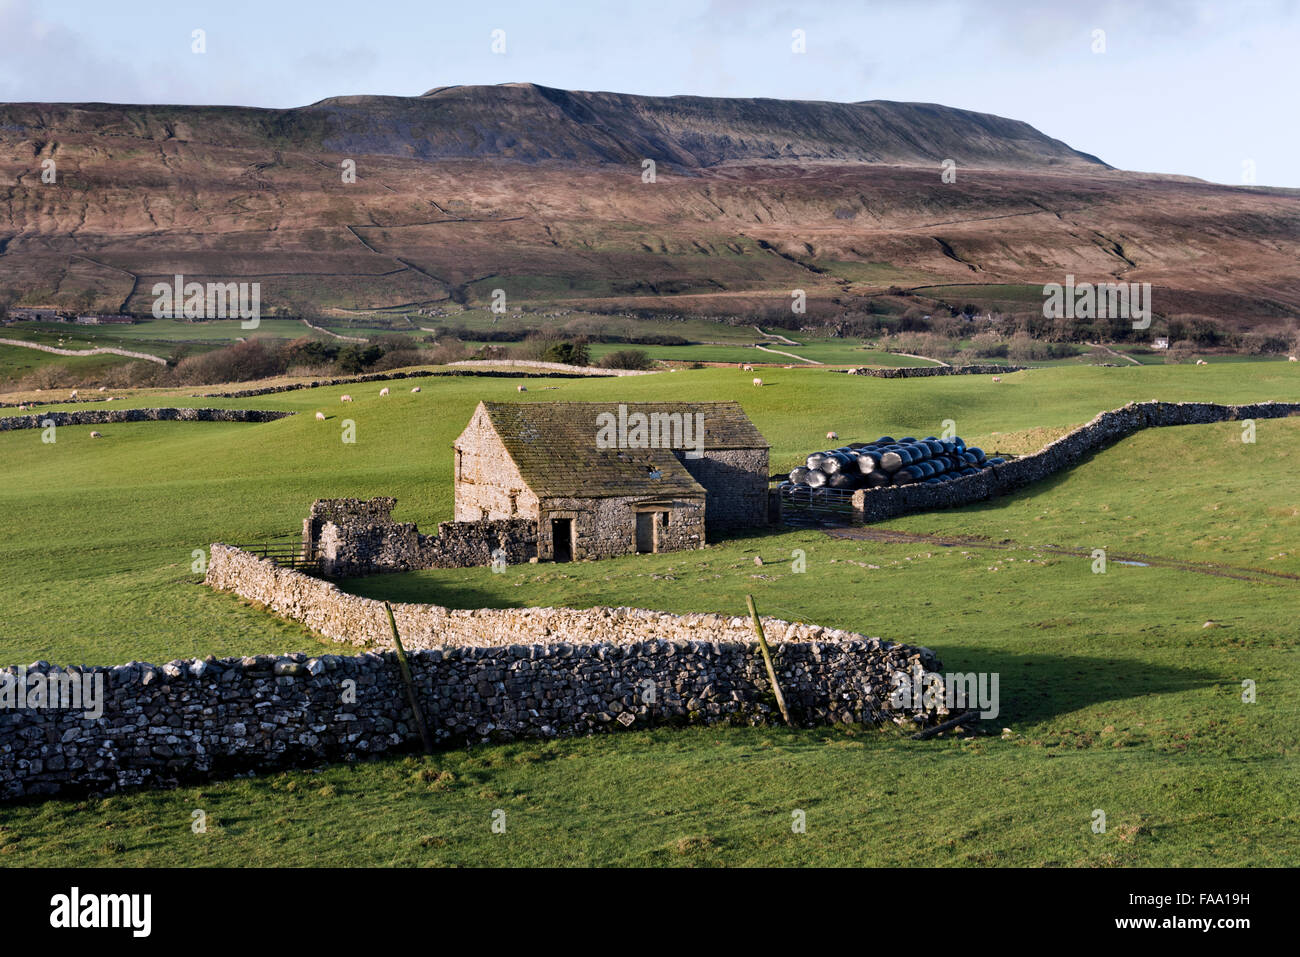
[
  {"x1": 98, "y1": 386, "x2": 106, "y2": 392},
  {"x1": 1196, "y1": 359, "x2": 1208, "y2": 366},
  {"x1": 89, "y1": 431, "x2": 102, "y2": 438},
  {"x1": 340, "y1": 394, "x2": 353, "y2": 402},
  {"x1": 992, "y1": 376, "x2": 1002, "y2": 382},
  {"x1": 742, "y1": 364, "x2": 754, "y2": 372},
  {"x1": 379, "y1": 387, "x2": 389, "y2": 396},
  {"x1": 1290, "y1": 356, "x2": 1298, "y2": 362},
  {"x1": 411, "y1": 386, "x2": 421, "y2": 392},
  {"x1": 752, "y1": 377, "x2": 763, "y2": 387},
  {"x1": 315, "y1": 412, "x2": 326, "y2": 421},
  {"x1": 517, "y1": 385, "x2": 527, "y2": 392},
  {"x1": 826, "y1": 431, "x2": 838, "y2": 440},
  {"x1": 69, "y1": 390, "x2": 78, "y2": 399}
]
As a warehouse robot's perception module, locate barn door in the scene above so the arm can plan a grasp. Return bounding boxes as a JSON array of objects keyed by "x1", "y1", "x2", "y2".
[{"x1": 635, "y1": 512, "x2": 654, "y2": 553}]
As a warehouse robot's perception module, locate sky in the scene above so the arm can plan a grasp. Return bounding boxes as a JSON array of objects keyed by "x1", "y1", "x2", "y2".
[{"x1": 1, "y1": 0, "x2": 1296, "y2": 186}]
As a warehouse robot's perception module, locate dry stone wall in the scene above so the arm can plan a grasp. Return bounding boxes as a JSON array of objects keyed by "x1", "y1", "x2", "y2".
[
  {"x1": 206, "y1": 544, "x2": 872, "y2": 650},
  {"x1": 0, "y1": 407, "x2": 293, "y2": 431},
  {"x1": 845, "y1": 364, "x2": 1025, "y2": 378},
  {"x1": 840, "y1": 400, "x2": 1300, "y2": 523},
  {"x1": 1, "y1": 550, "x2": 944, "y2": 800}
]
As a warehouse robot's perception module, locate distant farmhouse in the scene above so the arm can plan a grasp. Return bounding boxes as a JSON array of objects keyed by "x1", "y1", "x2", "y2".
[
  {"x1": 454, "y1": 401, "x2": 769, "y2": 560},
  {"x1": 74, "y1": 314, "x2": 136, "y2": 325}
]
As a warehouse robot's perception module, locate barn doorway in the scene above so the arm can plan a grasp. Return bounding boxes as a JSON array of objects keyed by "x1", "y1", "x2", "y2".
[
  {"x1": 551, "y1": 518, "x2": 574, "y2": 562},
  {"x1": 635, "y1": 512, "x2": 654, "y2": 553}
]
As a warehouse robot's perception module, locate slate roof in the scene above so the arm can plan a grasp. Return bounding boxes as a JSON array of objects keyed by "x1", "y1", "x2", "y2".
[{"x1": 470, "y1": 401, "x2": 766, "y2": 499}]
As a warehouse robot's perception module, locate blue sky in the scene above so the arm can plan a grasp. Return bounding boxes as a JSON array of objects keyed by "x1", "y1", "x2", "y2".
[{"x1": 2, "y1": 0, "x2": 1296, "y2": 186}]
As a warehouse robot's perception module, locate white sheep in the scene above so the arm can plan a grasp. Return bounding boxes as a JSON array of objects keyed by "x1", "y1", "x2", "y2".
[
  {"x1": 98, "y1": 386, "x2": 106, "y2": 392},
  {"x1": 1196, "y1": 359, "x2": 1207, "y2": 366},
  {"x1": 411, "y1": 386, "x2": 421, "y2": 392},
  {"x1": 517, "y1": 385, "x2": 527, "y2": 392},
  {"x1": 315, "y1": 411, "x2": 326, "y2": 421},
  {"x1": 992, "y1": 376, "x2": 1002, "y2": 382},
  {"x1": 89, "y1": 431, "x2": 102, "y2": 438},
  {"x1": 340, "y1": 394, "x2": 353, "y2": 402},
  {"x1": 1289, "y1": 356, "x2": 1298, "y2": 362},
  {"x1": 826, "y1": 431, "x2": 838, "y2": 440},
  {"x1": 69, "y1": 390, "x2": 78, "y2": 399},
  {"x1": 742, "y1": 364, "x2": 754, "y2": 372},
  {"x1": 752, "y1": 377, "x2": 763, "y2": 387},
  {"x1": 379, "y1": 387, "x2": 389, "y2": 396}
]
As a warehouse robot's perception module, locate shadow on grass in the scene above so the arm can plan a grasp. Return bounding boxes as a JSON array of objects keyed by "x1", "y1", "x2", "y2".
[{"x1": 915, "y1": 649, "x2": 1219, "y2": 726}]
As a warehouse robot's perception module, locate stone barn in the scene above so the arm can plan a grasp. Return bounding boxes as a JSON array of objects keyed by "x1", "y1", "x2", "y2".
[{"x1": 453, "y1": 401, "x2": 769, "y2": 560}]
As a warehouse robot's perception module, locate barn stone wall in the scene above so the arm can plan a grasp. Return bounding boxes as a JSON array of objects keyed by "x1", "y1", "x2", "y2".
[
  {"x1": 677, "y1": 448, "x2": 770, "y2": 529},
  {"x1": 453, "y1": 406, "x2": 539, "y2": 522},
  {"x1": 837, "y1": 400, "x2": 1300, "y2": 524},
  {"x1": 535, "y1": 494, "x2": 705, "y2": 560}
]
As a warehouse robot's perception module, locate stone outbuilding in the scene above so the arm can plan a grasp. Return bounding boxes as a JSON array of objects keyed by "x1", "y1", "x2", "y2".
[{"x1": 453, "y1": 401, "x2": 769, "y2": 560}]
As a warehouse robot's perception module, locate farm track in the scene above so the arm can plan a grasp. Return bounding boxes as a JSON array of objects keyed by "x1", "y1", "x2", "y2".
[{"x1": 825, "y1": 526, "x2": 1300, "y2": 584}]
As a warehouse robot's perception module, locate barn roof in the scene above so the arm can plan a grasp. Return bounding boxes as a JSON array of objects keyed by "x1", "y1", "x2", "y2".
[{"x1": 468, "y1": 401, "x2": 766, "y2": 499}]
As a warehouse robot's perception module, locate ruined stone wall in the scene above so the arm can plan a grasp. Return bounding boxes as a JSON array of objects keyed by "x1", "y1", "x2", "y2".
[
  {"x1": 0, "y1": 407, "x2": 293, "y2": 431},
  {"x1": 318, "y1": 518, "x2": 538, "y2": 577},
  {"x1": 677, "y1": 448, "x2": 770, "y2": 529},
  {"x1": 837, "y1": 400, "x2": 1300, "y2": 524}
]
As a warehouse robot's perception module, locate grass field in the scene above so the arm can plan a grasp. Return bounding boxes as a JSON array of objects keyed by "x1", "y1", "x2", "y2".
[{"x1": 0, "y1": 361, "x2": 1296, "y2": 866}]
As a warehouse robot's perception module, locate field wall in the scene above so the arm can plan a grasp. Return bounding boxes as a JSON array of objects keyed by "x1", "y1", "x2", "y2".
[
  {"x1": 0, "y1": 407, "x2": 292, "y2": 430},
  {"x1": 0, "y1": 546, "x2": 943, "y2": 799},
  {"x1": 844, "y1": 400, "x2": 1300, "y2": 523}
]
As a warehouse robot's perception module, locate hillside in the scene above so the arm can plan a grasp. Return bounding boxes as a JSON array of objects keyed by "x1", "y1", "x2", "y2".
[{"x1": 0, "y1": 84, "x2": 1297, "y2": 323}]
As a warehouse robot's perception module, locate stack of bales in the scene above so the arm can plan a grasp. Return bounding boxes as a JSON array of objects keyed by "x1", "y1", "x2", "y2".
[{"x1": 781, "y1": 435, "x2": 1006, "y2": 501}]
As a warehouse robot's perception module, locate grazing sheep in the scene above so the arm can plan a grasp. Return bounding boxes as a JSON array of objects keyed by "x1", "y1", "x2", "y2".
[
  {"x1": 752, "y1": 377, "x2": 763, "y2": 387},
  {"x1": 1196, "y1": 359, "x2": 1208, "y2": 366},
  {"x1": 379, "y1": 387, "x2": 389, "y2": 396},
  {"x1": 411, "y1": 386, "x2": 421, "y2": 392},
  {"x1": 992, "y1": 376, "x2": 1002, "y2": 382},
  {"x1": 17, "y1": 404, "x2": 27, "y2": 411},
  {"x1": 826, "y1": 431, "x2": 838, "y2": 440},
  {"x1": 742, "y1": 364, "x2": 754, "y2": 372},
  {"x1": 517, "y1": 385, "x2": 527, "y2": 392},
  {"x1": 69, "y1": 390, "x2": 78, "y2": 399},
  {"x1": 89, "y1": 431, "x2": 102, "y2": 438},
  {"x1": 315, "y1": 412, "x2": 326, "y2": 421},
  {"x1": 340, "y1": 394, "x2": 353, "y2": 402},
  {"x1": 1289, "y1": 356, "x2": 1298, "y2": 362}
]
